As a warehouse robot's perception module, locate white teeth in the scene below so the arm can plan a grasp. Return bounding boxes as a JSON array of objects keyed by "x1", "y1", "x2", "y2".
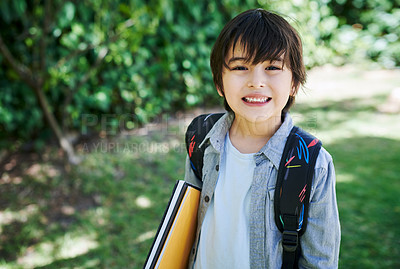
[{"x1": 244, "y1": 97, "x2": 270, "y2": 103}]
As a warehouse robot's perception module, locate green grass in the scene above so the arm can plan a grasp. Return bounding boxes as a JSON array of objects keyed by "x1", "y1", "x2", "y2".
[
  {"x1": 1, "y1": 65, "x2": 400, "y2": 268},
  {"x1": 0, "y1": 132, "x2": 187, "y2": 268},
  {"x1": 294, "y1": 66, "x2": 400, "y2": 268},
  {"x1": 331, "y1": 137, "x2": 400, "y2": 268},
  {"x1": 295, "y1": 99, "x2": 400, "y2": 268}
]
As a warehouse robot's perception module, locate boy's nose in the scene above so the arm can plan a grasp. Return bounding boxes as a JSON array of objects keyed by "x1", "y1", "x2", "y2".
[
  {"x1": 247, "y1": 68, "x2": 266, "y2": 88},
  {"x1": 247, "y1": 80, "x2": 265, "y2": 88}
]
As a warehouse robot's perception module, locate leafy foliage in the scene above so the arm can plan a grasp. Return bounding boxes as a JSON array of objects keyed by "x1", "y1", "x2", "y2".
[{"x1": 1, "y1": 0, "x2": 399, "y2": 147}]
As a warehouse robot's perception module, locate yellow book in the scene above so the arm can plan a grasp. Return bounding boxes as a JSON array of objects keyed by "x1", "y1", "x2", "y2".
[{"x1": 144, "y1": 180, "x2": 200, "y2": 269}]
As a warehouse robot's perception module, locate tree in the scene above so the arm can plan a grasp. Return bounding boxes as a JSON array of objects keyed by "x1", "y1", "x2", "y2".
[{"x1": 0, "y1": 0, "x2": 160, "y2": 163}]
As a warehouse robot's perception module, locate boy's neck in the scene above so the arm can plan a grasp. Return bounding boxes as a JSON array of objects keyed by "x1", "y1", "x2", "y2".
[{"x1": 229, "y1": 114, "x2": 283, "y2": 154}]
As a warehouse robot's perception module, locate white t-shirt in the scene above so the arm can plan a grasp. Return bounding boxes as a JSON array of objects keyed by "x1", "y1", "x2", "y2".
[{"x1": 194, "y1": 134, "x2": 255, "y2": 269}]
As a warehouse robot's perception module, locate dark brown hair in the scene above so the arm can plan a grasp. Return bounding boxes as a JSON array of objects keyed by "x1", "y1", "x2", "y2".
[{"x1": 210, "y1": 9, "x2": 306, "y2": 112}]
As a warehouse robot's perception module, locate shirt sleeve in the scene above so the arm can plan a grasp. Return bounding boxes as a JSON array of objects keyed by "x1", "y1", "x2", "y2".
[
  {"x1": 299, "y1": 148, "x2": 341, "y2": 269},
  {"x1": 184, "y1": 155, "x2": 203, "y2": 189}
]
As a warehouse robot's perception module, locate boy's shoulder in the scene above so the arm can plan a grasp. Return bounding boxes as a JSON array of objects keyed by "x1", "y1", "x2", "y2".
[
  {"x1": 315, "y1": 146, "x2": 334, "y2": 170},
  {"x1": 186, "y1": 112, "x2": 232, "y2": 147},
  {"x1": 286, "y1": 127, "x2": 332, "y2": 173}
]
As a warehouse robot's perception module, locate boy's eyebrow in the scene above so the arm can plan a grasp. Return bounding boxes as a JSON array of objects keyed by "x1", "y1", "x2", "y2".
[
  {"x1": 227, "y1": 57, "x2": 248, "y2": 64},
  {"x1": 227, "y1": 56, "x2": 285, "y2": 64},
  {"x1": 269, "y1": 56, "x2": 284, "y2": 63}
]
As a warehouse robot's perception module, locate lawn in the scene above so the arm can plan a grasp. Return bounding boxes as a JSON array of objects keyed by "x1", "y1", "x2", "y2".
[{"x1": 1, "y1": 65, "x2": 400, "y2": 268}]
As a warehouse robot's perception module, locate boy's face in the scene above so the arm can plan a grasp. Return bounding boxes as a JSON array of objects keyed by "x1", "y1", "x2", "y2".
[{"x1": 219, "y1": 45, "x2": 294, "y2": 125}]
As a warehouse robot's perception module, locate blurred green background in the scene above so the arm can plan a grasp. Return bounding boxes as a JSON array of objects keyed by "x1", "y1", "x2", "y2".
[{"x1": 0, "y1": 0, "x2": 399, "y2": 268}]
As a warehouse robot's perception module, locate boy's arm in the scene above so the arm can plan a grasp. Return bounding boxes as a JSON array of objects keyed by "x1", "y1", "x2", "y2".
[
  {"x1": 299, "y1": 148, "x2": 341, "y2": 269},
  {"x1": 184, "y1": 155, "x2": 203, "y2": 189}
]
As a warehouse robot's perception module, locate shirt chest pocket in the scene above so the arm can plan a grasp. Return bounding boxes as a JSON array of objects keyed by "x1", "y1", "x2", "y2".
[{"x1": 267, "y1": 188, "x2": 280, "y2": 232}]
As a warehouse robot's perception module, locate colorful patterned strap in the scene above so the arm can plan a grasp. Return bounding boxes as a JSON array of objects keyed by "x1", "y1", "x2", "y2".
[
  {"x1": 274, "y1": 126, "x2": 322, "y2": 235},
  {"x1": 185, "y1": 113, "x2": 224, "y2": 180},
  {"x1": 274, "y1": 126, "x2": 322, "y2": 269}
]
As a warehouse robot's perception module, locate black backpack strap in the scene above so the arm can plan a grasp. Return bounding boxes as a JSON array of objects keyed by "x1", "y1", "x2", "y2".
[
  {"x1": 185, "y1": 113, "x2": 224, "y2": 180},
  {"x1": 274, "y1": 126, "x2": 322, "y2": 269}
]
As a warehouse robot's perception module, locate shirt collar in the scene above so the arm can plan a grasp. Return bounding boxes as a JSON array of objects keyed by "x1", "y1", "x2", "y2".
[
  {"x1": 199, "y1": 112, "x2": 234, "y2": 153},
  {"x1": 258, "y1": 113, "x2": 293, "y2": 169},
  {"x1": 199, "y1": 112, "x2": 293, "y2": 169}
]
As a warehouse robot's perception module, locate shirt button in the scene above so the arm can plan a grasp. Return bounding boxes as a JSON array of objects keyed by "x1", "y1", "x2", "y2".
[
  {"x1": 215, "y1": 164, "x2": 219, "y2": 171},
  {"x1": 204, "y1": 195, "x2": 210, "y2": 202}
]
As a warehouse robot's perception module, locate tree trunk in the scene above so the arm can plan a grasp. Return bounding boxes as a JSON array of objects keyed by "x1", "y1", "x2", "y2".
[
  {"x1": 33, "y1": 85, "x2": 81, "y2": 164},
  {"x1": 0, "y1": 34, "x2": 80, "y2": 164}
]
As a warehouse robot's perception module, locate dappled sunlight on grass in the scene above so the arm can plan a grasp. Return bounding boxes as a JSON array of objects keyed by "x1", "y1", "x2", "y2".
[
  {"x1": 294, "y1": 66, "x2": 400, "y2": 268},
  {"x1": 327, "y1": 136, "x2": 400, "y2": 268},
  {"x1": 134, "y1": 230, "x2": 156, "y2": 244},
  {"x1": 135, "y1": 195, "x2": 152, "y2": 209},
  {"x1": 300, "y1": 65, "x2": 400, "y2": 104},
  {"x1": 60, "y1": 128, "x2": 187, "y2": 268},
  {"x1": 16, "y1": 232, "x2": 99, "y2": 268},
  {"x1": 294, "y1": 94, "x2": 400, "y2": 144},
  {"x1": 335, "y1": 172, "x2": 355, "y2": 183},
  {"x1": 295, "y1": 65, "x2": 400, "y2": 145},
  {"x1": 0, "y1": 205, "x2": 39, "y2": 227}
]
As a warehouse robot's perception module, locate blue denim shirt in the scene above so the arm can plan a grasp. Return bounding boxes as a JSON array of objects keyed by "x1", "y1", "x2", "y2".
[{"x1": 184, "y1": 112, "x2": 340, "y2": 269}]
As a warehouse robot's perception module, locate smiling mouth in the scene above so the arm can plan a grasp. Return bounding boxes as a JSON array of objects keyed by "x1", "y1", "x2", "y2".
[{"x1": 242, "y1": 97, "x2": 272, "y2": 103}]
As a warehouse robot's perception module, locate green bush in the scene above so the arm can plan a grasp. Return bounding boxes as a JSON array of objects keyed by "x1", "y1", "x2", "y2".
[{"x1": 1, "y1": 0, "x2": 399, "y2": 147}]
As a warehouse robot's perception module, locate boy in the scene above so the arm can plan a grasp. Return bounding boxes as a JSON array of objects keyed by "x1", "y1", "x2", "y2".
[{"x1": 184, "y1": 9, "x2": 340, "y2": 268}]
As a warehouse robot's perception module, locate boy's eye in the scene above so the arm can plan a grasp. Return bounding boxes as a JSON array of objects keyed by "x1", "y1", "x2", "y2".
[
  {"x1": 266, "y1": 66, "x2": 281, "y2": 71},
  {"x1": 232, "y1": 66, "x2": 248, "y2": 71}
]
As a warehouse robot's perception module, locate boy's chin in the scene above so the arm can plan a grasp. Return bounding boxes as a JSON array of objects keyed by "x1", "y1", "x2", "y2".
[{"x1": 234, "y1": 113, "x2": 282, "y2": 125}]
